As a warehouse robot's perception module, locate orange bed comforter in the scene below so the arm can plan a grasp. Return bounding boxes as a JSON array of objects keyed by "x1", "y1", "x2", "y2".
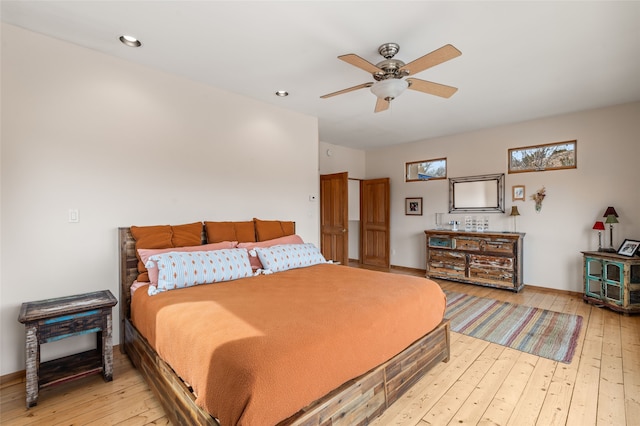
[{"x1": 131, "y1": 263, "x2": 446, "y2": 426}]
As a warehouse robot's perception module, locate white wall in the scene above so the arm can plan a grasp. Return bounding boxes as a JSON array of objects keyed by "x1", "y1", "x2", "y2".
[
  {"x1": 1, "y1": 24, "x2": 319, "y2": 376},
  {"x1": 366, "y1": 102, "x2": 640, "y2": 292},
  {"x1": 319, "y1": 142, "x2": 366, "y2": 178}
]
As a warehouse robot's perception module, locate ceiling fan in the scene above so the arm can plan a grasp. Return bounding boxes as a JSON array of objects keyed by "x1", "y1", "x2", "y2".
[{"x1": 320, "y1": 42, "x2": 461, "y2": 113}]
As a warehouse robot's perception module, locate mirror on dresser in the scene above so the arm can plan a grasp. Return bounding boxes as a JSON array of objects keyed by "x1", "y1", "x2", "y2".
[{"x1": 448, "y1": 173, "x2": 505, "y2": 213}]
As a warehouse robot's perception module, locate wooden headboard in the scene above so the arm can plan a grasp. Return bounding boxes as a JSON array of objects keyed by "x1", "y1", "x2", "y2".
[
  {"x1": 118, "y1": 226, "x2": 211, "y2": 345},
  {"x1": 118, "y1": 227, "x2": 139, "y2": 346}
]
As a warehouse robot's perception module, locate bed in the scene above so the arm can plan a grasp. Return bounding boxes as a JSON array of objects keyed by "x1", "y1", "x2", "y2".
[{"x1": 119, "y1": 222, "x2": 450, "y2": 425}]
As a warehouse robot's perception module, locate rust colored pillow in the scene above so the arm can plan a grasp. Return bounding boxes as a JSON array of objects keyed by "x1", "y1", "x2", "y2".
[
  {"x1": 130, "y1": 222, "x2": 204, "y2": 282},
  {"x1": 253, "y1": 218, "x2": 295, "y2": 242},
  {"x1": 205, "y1": 221, "x2": 256, "y2": 243},
  {"x1": 130, "y1": 225, "x2": 173, "y2": 282},
  {"x1": 171, "y1": 222, "x2": 203, "y2": 247}
]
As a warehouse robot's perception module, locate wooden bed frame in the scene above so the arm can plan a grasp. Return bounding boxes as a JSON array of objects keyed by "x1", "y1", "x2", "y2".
[{"x1": 118, "y1": 227, "x2": 450, "y2": 425}]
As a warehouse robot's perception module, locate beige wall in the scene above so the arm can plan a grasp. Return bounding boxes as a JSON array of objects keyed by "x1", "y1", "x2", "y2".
[
  {"x1": 365, "y1": 102, "x2": 640, "y2": 291},
  {"x1": 319, "y1": 142, "x2": 366, "y2": 179},
  {"x1": 1, "y1": 24, "x2": 319, "y2": 375}
]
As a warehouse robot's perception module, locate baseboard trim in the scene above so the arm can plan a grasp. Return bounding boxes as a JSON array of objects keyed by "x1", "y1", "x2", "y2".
[
  {"x1": 390, "y1": 264, "x2": 426, "y2": 275},
  {"x1": 0, "y1": 369, "x2": 24, "y2": 387}
]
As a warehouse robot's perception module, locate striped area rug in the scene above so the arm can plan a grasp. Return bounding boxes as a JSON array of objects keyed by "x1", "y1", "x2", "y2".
[{"x1": 444, "y1": 290, "x2": 583, "y2": 364}]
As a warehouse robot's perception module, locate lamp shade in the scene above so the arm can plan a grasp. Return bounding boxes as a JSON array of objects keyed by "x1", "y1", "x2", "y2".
[
  {"x1": 603, "y1": 206, "x2": 618, "y2": 217},
  {"x1": 605, "y1": 214, "x2": 619, "y2": 224},
  {"x1": 370, "y1": 79, "x2": 409, "y2": 100},
  {"x1": 592, "y1": 221, "x2": 605, "y2": 230},
  {"x1": 510, "y1": 206, "x2": 520, "y2": 216}
]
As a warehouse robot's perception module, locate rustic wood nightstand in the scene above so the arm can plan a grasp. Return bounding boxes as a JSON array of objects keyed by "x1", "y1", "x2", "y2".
[{"x1": 17, "y1": 290, "x2": 118, "y2": 408}]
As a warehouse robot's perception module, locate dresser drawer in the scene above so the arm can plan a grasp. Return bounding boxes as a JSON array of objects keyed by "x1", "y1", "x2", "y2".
[
  {"x1": 468, "y1": 266, "x2": 514, "y2": 283},
  {"x1": 456, "y1": 238, "x2": 515, "y2": 254},
  {"x1": 469, "y1": 254, "x2": 514, "y2": 283},
  {"x1": 483, "y1": 240, "x2": 515, "y2": 254},
  {"x1": 428, "y1": 250, "x2": 466, "y2": 278},
  {"x1": 469, "y1": 254, "x2": 513, "y2": 269},
  {"x1": 428, "y1": 236, "x2": 455, "y2": 249},
  {"x1": 454, "y1": 238, "x2": 481, "y2": 251}
]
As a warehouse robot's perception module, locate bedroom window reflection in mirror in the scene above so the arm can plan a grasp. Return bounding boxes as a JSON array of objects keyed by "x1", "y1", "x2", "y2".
[{"x1": 405, "y1": 157, "x2": 447, "y2": 182}]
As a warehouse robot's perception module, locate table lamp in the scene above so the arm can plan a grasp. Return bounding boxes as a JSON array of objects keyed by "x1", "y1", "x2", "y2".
[
  {"x1": 592, "y1": 221, "x2": 605, "y2": 251},
  {"x1": 602, "y1": 207, "x2": 619, "y2": 252},
  {"x1": 510, "y1": 206, "x2": 520, "y2": 232}
]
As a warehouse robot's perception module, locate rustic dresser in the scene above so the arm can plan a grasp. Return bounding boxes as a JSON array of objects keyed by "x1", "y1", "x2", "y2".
[{"x1": 425, "y1": 229, "x2": 525, "y2": 292}]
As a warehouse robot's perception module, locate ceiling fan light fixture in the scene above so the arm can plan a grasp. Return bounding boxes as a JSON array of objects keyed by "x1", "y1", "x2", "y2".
[{"x1": 370, "y1": 79, "x2": 408, "y2": 101}]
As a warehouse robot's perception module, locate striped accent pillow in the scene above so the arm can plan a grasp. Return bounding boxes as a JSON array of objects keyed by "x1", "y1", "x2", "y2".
[
  {"x1": 146, "y1": 249, "x2": 253, "y2": 295},
  {"x1": 255, "y1": 243, "x2": 326, "y2": 273}
]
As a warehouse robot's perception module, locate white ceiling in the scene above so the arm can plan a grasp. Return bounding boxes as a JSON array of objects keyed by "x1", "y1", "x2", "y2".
[{"x1": 2, "y1": 1, "x2": 640, "y2": 150}]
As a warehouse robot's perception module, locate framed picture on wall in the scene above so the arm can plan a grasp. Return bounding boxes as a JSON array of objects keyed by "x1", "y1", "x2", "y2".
[
  {"x1": 512, "y1": 185, "x2": 525, "y2": 201},
  {"x1": 405, "y1": 197, "x2": 423, "y2": 216}
]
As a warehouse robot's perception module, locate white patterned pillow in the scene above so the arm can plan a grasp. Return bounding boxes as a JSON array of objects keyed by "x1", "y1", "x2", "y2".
[
  {"x1": 254, "y1": 243, "x2": 326, "y2": 273},
  {"x1": 146, "y1": 249, "x2": 253, "y2": 295}
]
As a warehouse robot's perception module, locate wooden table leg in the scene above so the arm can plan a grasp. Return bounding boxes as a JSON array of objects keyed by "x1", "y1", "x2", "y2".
[
  {"x1": 25, "y1": 325, "x2": 39, "y2": 408},
  {"x1": 101, "y1": 311, "x2": 113, "y2": 382}
]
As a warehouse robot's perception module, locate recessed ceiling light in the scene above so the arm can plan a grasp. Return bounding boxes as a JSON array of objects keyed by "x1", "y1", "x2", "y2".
[
  {"x1": 119, "y1": 35, "x2": 142, "y2": 47},
  {"x1": 275, "y1": 91, "x2": 289, "y2": 97}
]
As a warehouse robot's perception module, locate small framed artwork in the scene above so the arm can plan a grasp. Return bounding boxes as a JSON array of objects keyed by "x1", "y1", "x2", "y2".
[
  {"x1": 512, "y1": 185, "x2": 525, "y2": 201},
  {"x1": 617, "y1": 239, "x2": 640, "y2": 257},
  {"x1": 405, "y1": 197, "x2": 423, "y2": 216}
]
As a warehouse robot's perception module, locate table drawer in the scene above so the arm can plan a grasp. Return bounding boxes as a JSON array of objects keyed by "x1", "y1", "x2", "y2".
[{"x1": 38, "y1": 310, "x2": 103, "y2": 343}]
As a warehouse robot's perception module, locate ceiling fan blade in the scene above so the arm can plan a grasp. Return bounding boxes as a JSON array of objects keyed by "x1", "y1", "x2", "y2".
[
  {"x1": 374, "y1": 98, "x2": 389, "y2": 113},
  {"x1": 320, "y1": 82, "x2": 373, "y2": 99},
  {"x1": 338, "y1": 54, "x2": 383, "y2": 74},
  {"x1": 406, "y1": 78, "x2": 458, "y2": 98},
  {"x1": 399, "y1": 44, "x2": 461, "y2": 76}
]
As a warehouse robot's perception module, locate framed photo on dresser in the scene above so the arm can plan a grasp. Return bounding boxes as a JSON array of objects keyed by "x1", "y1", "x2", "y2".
[{"x1": 617, "y1": 239, "x2": 640, "y2": 257}]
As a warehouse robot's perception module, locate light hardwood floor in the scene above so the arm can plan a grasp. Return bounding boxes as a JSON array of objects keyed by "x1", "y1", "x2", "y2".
[{"x1": 2, "y1": 273, "x2": 639, "y2": 426}]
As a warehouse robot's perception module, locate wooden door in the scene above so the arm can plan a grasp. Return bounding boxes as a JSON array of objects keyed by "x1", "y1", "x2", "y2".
[
  {"x1": 320, "y1": 172, "x2": 349, "y2": 264},
  {"x1": 360, "y1": 178, "x2": 390, "y2": 268}
]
